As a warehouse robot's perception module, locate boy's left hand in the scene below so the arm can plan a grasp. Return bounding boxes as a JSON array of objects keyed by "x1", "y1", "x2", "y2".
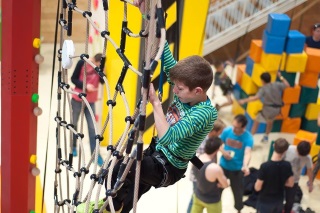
[{"x1": 148, "y1": 83, "x2": 160, "y2": 106}]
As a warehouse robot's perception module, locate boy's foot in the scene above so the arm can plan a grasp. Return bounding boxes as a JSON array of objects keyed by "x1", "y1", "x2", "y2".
[
  {"x1": 76, "y1": 200, "x2": 108, "y2": 213},
  {"x1": 97, "y1": 154, "x2": 104, "y2": 167},
  {"x1": 76, "y1": 200, "x2": 123, "y2": 213},
  {"x1": 73, "y1": 147, "x2": 78, "y2": 157},
  {"x1": 260, "y1": 135, "x2": 268, "y2": 143}
]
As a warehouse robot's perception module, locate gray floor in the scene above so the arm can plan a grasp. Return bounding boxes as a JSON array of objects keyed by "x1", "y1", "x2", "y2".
[{"x1": 2, "y1": 43, "x2": 319, "y2": 213}]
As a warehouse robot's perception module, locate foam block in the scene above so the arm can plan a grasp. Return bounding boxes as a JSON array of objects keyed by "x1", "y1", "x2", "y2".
[
  {"x1": 305, "y1": 47, "x2": 320, "y2": 72},
  {"x1": 310, "y1": 143, "x2": 320, "y2": 161},
  {"x1": 281, "y1": 117, "x2": 301, "y2": 133},
  {"x1": 271, "y1": 119, "x2": 283, "y2": 132},
  {"x1": 241, "y1": 72, "x2": 259, "y2": 95},
  {"x1": 266, "y1": 13, "x2": 291, "y2": 37},
  {"x1": 305, "y1": 103, "x2": 320, "y2": 120},
  {"x1": 236, "y1": 64, "x2": 245, "y2": 85},
  {"x1": 289, "y1": 103, "x2": 307, "y2": 118},
  {"x1": 275, "y1": 104, "x2": 291, "y2": 120},
  {"x1": 285, "y1": 30, "x2": 306, "y2": 54},
  {"x1": 284, "y1": 52, "x2": 308, "y2": 73},
  {"x1": 299, "y1": 71, "x2": 319, "y2": 88},
  {"x1": 233, "y1": 83, "x2": 248, "y2": 109},
  {"x1": 245, "y1": 112, "x2": 266, "y2": 134},
  {"x1": 282, "y1": 85, "x2": 301, "y2": 104},
  {"x1": 299, "y1": 86, "x2": 319, "y2": 104},
  {"x1": 245, "y1": 57, "x2": 254, "y2": 76},
  {"x1": 293, "y1": 129, "x2": 317, "y2": 145},
  {"x1": 316, "y1": 129, "x2": 320, "y2": 145},
  {"x1": 232, "y1": 99, "x2": 245, "y2": 116},
  {"x1": 252, "y1": 63, "x2": 277, "y2": 87},
  {"x1": 246, "y1": 99, "x2": 263, "y2": 119},
  {"x1": 249, "y1": 40, "x2": 263, "y2": 63},
  {"x1": 278, "y1": 71, "x2": 296, "y2": 87},
  {"x1": 262, "y1": 30, "x2": 286, "y2": 54},
  {"x1": 301, "y1": 117, "x2": 318, "y2": 133},
  {"x1": 260, "y1": 51, "x2": 283, "y2": 71}
]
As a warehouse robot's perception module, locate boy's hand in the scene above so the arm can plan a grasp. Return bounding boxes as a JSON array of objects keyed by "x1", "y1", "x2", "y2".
[
  {"x1": 148, "y1": 83, "x2": 160, "y2": 106},
  {"x1": 238, "y1": 99, "x2": 245, "y2": 105},
  {"x1": 133, "y1": 0, "x2": 145, "y2": 14}
]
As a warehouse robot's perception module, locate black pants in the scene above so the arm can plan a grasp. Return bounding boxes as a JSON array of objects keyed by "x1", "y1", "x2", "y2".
[
  {"x1": 222, "y1": 168, "x2": 244, "y2": 211},
  {"x1": 106, "y1": 147, "x2": 186, "y2": 213},
  {"x1": 284, "y1": 183, "x2": 298, "y2": 213}
]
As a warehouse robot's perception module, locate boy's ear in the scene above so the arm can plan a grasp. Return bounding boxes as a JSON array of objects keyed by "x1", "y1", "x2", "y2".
[{"x1": 194, "y1": 87, "x2": 203, "y2": 94}]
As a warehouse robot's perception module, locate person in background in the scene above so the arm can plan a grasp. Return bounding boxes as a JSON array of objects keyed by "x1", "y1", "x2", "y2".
[
  {"x1": 219, "y1": 114, "x2": 254, "y2": 213},
  {"x1": 191, "y1": 137, "x2": 229, "y2": 213},
  {"x1": 71, "y1": 53, "x2": 104, "y2": 166},
  {"x1": 255, "y1": 138, "x2": 294, "y2": 213},
  {"x1": 283, "y1": 141, "x2": 313, "y2": 213},
  {"x1": 187, "y1": 119, "x2": 226, "y2": 213},
  {"x1": 211, "y1": 60, "x2": 234, "y2": 110},
  {"x1": 238, "y1": 72, "x2": 290, "y2": 143},
  {"x1": 305, "y1": 23, "x2": 320, "y2": 49},
  {"x1": 312, "y1": 112, "x2": 320, "y2": 181}
]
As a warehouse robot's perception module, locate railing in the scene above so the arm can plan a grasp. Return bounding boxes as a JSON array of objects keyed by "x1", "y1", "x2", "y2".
[{"x1": 203, "y1": 0, "x2": 307, "y2": 56}]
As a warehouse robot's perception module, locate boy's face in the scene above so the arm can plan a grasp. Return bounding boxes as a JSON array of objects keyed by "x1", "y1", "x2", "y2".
[
  {"x1": 313, "y1": 27, "x2": 320, "y2": 41},
  {"x1": 232, "y1": 120, "x2": 245, "y2": 135},
  {"x1": 172, "y1": 80, "x2": 197, "y2": 105},
  {"x1": 216, "y1": 64, "x2": 224, "y2": 72}
]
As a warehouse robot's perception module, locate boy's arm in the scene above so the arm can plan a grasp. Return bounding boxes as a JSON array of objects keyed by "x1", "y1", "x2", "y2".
[
  {"x1": 162, "y1": 41, "x2": 177, "y2": 84},
  {"x1": 254, "y1": 179, "x2": 263, "y2": 192},
  {"x1": 241, "y1": 147, "x2": 251, "y2": 176},
  {"x1": 149, "y1": 83, "x2": 169, "y2": 138},
  {"x1": 71, "y1": 60, "x2": 84, "y2": 89},
  {"x1": 285, "y1": 176, "x2": 294, "y2": 187},
  {"x1": 215, "y1": 166, "x2": 229, "y2": 188},
  {"x1": 306, "y1": 167, "x2": 313, "y2": 192},
  {"x1": 238, "y1": 95, "x2": 259, "y2": 105}
]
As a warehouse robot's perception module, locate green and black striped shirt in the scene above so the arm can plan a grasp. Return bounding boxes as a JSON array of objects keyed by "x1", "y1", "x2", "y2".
[{"x1": 156, "y1": 42, "x2": 217, "y2": 169}]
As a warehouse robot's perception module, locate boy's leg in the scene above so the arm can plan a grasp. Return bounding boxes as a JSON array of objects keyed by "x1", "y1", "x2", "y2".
[
  {"x1": 107, "y1": 155, "x2": 164, "y2": 212},
  {"x1": 251, "y1": 119, "x2": 259, "y2": 135},
  {"x1": 228, "y1": 170, "x2": 244, "y2": 211},
  {"x1": 265, "y1": 119, "x2": 274, "y2": 136},
  {"x1": 284, "y1": 183, "x2": 298, "y2": 213},
  {"x1": 84, "y1": 102, "x2": 96, "y2": 155},
  {"x1": 71, "y1": 99, "x2": 81, "y2": 149}
]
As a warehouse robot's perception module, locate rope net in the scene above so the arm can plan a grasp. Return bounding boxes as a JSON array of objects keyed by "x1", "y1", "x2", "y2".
[{"x1": 52, "y1": 0, "x2": 166, "y2": 212}]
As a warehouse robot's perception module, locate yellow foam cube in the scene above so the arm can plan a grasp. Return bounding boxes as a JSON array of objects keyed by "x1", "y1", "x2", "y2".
[
  {"x1": 246, "y1": 100, "x2": 263, "y2": 119},
  {"x1": 260, "y1": 51, "x2": 282, "y2": 71},
  {"x1": 241, "y1": 72, "x2": 258, "y2": 95},
  {"x1": 252, "y1": 63, "x2": 277, "y2": 87},
  {"x1": 232, "y1": 99, "x2": 245, "y2": 115},
  {"x1": 305, "y1": 103, "x2": 320, "y2": 120},
  {"x1": 310, "y1": 143, "x2": 320, "y2": 161},
  {"x1": 280, "y1": 53, "x2": 286, "y2": 71},
  {"x1": 284, "y1": 52, "x2": 307, "y2": 73}
]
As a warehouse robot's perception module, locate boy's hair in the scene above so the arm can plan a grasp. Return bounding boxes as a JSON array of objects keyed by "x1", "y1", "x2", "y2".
[
  {"x1": 212, "y1": 118, "x2": 226, "y2": 132},
  {"x1": 313, "y1": 23, "x2": 320, "y2": 30},
  {"x1": 234, "y1": 114, "x2": 248, "y2": 128},
  {"x1": 274, "y1": 138, "x2": 289, "y2": 154},
  {"x1": 204, "y1": 136, "x2": 222, "y2": 155},
  {"x1": 260, "y1": 72, "x2": 271, "y2": 83},
  {"x1": 297, "y1": 141, "x2": 311, "y2": 156},
  {"x1": 94, "y1": 53, "x2": 103, "y2": 62},
  {"x1": 170, "y1": 55, "x2": 213, "y2": 91}
]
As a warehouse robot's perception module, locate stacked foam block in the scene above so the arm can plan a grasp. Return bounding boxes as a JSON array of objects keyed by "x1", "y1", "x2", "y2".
[{"x1": 232, "y1": 13, "x2": 320, "y2": 137}]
